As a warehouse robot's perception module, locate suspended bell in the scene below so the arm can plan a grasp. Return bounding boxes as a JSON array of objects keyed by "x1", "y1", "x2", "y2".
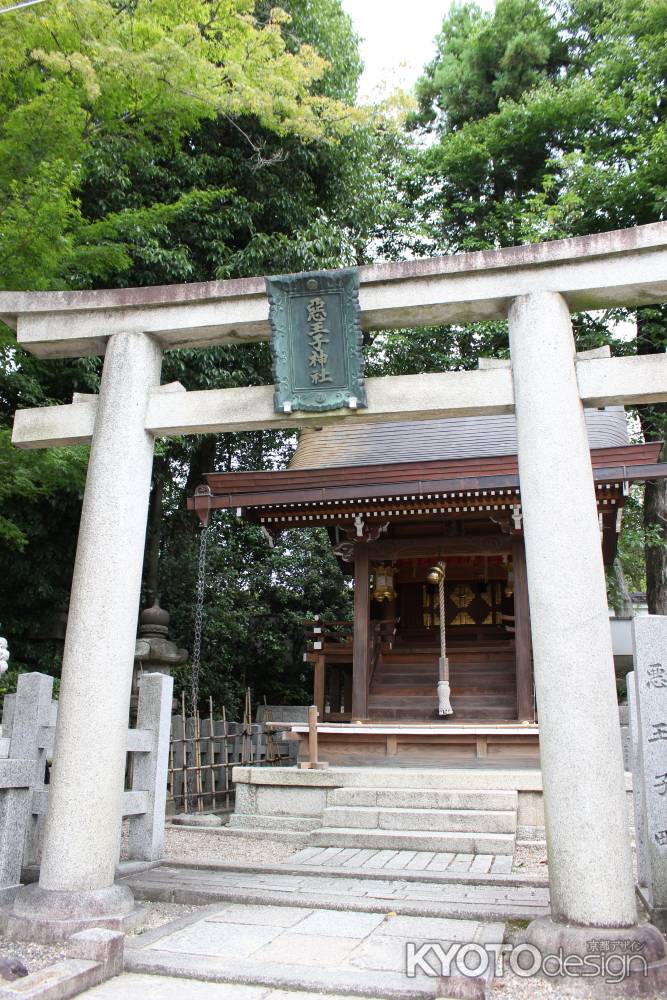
[
  {"x1": 427, "y1": 563, "x2": 445, "y2": 585},
  {"x1": 372, "y1": 563, "x2": 397, "y2": 602}
]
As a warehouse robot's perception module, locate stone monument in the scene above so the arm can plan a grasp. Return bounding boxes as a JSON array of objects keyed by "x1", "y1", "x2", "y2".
[{"x1": 629, "y1": 615, "x2": 667, "y2": 931}]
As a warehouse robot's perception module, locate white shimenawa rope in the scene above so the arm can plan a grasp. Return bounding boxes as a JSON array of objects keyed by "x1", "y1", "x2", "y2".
[{"x1": 437, "y1": 565, "x2": 453, "y2": 716}]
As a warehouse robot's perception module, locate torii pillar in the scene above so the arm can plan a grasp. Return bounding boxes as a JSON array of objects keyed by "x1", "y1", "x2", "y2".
[
  {"x1": 7, "y1": 333, "x2": 162, "y2": 939},
  {"x1": 509, "y1": 291, "x2": 665, "y2": 967}
]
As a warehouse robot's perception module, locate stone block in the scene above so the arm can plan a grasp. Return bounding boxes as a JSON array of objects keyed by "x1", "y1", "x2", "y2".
[
  {"x1": 256, "y1": 784, "x2": 327, "y2": 818},
  {"x1": 232, "y1": 783, "x2": 257, "y2": 814},
  {"x1": 227, "y1": 814, "x2": 319, "y2": 833},
  {"x1": 376, "y1": 808, "x2": 516, "y2": 834},
  {"x1": 253, "y1": 931, "x2": 361, "y2": 967},
  {"x1": 373, "y1": 913, "x2": 482, "y2": 940},
  {"x1": 206, "y1": 904, "x2": 312, "y2": 928},
  {"x1": 383, "y1": 851, "x2": 416, "y2": 870},
  {"x1": 0, "y1": 788, "x2": 31, "y2": 890},
  {"x1": 171, "y1": 814, "x2": 222, "y2": 828},
  {"x1": 517, "y1": 790, "x2": 544, "y2": 827},
  {"x1": 153, "y1": 919, "x2": 280, "y2": 959},
  {"x1": 329, "y1": 788, "x2": 378, "y2": 807},
  {"x1": 67, "y1": 928, "x2": 124, "y2": 977},
  {"x1": 375, "y1": 789, "x2": 517, "y2": 812},
  {"x1": 323, "y1": 807, "x2": 379, "y2": 829},
  {"x1": 0, "y1": 959, "x2": 105, "y2": 1000},
  {"x1": 127, "y1": 673, "x2": 174, "y2": 863},
  {"x1": 289, "y1": 909, "x2": 385, "y2": 939}
]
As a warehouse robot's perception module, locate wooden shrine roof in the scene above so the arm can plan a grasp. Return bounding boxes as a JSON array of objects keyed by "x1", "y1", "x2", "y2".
[
  {"x1": 289, "y1": 408, "x2": 630, "y2": 470},
  {"x1": 198, "y1": 441, "x2": 663, "y2": 514}
]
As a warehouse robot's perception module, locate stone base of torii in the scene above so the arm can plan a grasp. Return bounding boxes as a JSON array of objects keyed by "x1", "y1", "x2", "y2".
[{"x1": 2, "y1": 224, "x2": 667, "y2": 993}]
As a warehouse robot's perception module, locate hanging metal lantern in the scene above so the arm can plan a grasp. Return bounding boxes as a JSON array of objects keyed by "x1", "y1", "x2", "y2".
[{"x1": 372, "y1": 563, "x2": 397, "y2": 601}]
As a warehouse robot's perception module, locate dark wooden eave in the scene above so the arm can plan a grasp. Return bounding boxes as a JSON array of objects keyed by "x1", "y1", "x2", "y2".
[{"x1": 190, "y1": 443, "x2": 664, "y2": 517}]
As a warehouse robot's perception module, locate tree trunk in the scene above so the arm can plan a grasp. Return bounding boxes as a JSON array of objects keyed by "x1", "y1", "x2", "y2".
[
  {"x1": 612, "y1": 556, "x2": 633, "y2": 618},
  {"x1": 185, "y1": 436, "x2": 218, "y2": 494},
  {"x1": 636, "y1": 306, "x2": 667, "y2": 615},
  {"x1": 144, "y1": 466, "x2": 164, "y2": 605},
  {"x1": 644, "y1": 476, "x2": 666, "y2": 614}
]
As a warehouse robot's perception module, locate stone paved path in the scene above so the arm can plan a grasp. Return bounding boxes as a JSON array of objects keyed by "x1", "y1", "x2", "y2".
[
  {"x1": 116, "y1": 899, "x2": 505, "y2": 998},
  {"x1": 81, "y1": 974, "x2": 389, "y2": 1000},
  {"x1": 125, "y1": 863, "x2": 550, "y2": 922},
  {"x1": 289, "y1": 845, "x2": 513, "y2": 874}
]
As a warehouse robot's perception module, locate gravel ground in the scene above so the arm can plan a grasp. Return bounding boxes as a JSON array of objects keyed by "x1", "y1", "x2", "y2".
[
  {"x1": 0, "y1": 938, "x2": 67, "y2": 977},
  {"x1": 512, "y1": 843, "x2": 549, "y2": 875},
  {"x1": 0, "y1": 902, "x2": 204, "y2": 979},
  {"x1": 163, "y1": 826, "x2": 301, "y2": 866},
  {"x1": 128, "y1": 901, "x2": 203, "y2": 937},
  {"x1": 512, "y1": 843, "x2": 641, "y2": 880}
]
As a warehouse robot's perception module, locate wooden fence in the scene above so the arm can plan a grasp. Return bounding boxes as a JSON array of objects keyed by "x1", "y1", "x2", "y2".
[{"x1": 168, "y1": 692, "x2": 299, "y2": 814}]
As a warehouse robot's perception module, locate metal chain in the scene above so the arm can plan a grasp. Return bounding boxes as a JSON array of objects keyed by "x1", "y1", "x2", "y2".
[{"x1": 190, "y1": 525, "x2": 209, "y2": 715}]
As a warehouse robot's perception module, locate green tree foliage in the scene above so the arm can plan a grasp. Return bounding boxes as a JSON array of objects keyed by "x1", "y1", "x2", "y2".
[
  {"x1": 407, "y1": 0, "x2": 666, "y2": 610},
  {"x1": 0, "y1": 0, "x2": 363, "y2": 290},
  {"x1": 0, "y1": 0, "x2": 390, "y2": 707}
]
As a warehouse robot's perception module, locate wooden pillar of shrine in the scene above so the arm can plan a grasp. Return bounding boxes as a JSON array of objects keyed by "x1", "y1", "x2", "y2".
[
  {"x1": 352, "y1": 543, "x2": 370, "y2": 721},
  {"x1": 512, "y1": 533, "x2": 534, "y2": 722}
]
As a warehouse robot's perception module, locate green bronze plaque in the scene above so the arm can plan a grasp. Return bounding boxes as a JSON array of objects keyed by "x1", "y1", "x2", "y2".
[{"x1": 266, "y1": 268, "x2": 366, "y2": 413}]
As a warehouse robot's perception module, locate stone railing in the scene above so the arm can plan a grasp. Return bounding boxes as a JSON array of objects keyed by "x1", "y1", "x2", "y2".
[{"x1": 0, "y1": 670, "x2": 172, "y2": 900}]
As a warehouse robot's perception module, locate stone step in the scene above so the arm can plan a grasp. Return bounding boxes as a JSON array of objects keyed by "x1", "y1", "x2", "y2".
[
  {"x1": 322, "y1": 805, "x2": 517, "y2": 834},
  {"x1": 310, "y1": 826, "x2": 516, "y2": 855},
  {"x1": 330, "y1": 787, "x2": 519, "y2": 811},
  {"x1": 228, "y1": 814, "x2": 320, "y2": 833}
]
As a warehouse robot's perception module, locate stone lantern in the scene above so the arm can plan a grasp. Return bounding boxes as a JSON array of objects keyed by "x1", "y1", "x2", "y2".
[{"x1": 132, "y1": 600, "x2": 187, "y2": 718}]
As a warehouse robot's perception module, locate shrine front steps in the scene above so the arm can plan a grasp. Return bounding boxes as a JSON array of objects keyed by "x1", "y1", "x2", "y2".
[{"x1": 309, "y1": 786, "x2": 518, "y2": 856}]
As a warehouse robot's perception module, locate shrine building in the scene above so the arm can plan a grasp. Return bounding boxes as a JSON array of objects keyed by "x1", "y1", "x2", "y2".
[{"x1": 191, "y1": 398, "x2": 662, "y2": 766}]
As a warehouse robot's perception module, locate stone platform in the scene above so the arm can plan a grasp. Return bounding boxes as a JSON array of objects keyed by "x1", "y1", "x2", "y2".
[
  {"x1": 230, "y1": 766, "x2": 539, "y2": 847},
  {"x1": 228, "y1": 766, "x2": 634, "y2": 851}
]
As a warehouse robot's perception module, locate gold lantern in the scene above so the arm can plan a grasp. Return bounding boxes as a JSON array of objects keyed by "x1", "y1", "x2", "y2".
[
  {"x1": 505, "y1": 559, "x2": 514, "y2": 598},
  {"x1": 372, "y1": 563, "x2": 397, "y2": 602}
]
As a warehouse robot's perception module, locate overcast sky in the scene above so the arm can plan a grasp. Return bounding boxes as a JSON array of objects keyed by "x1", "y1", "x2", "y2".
[{"x1": 340, "y1": 0, "x2": 497, "y2": 101}]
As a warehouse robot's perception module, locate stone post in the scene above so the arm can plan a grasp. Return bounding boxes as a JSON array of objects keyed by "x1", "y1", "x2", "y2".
[
  {"x1": 8, "y1": 332, "x2": 162, "y2": 939},
  {"x1": 127, "y1": 672, "x2": 174, "y2": 862},
  {"x1": 631, "y1": 615, "x2": 667, "y2": 931},
  {"x1": 627, "y1": 673, "x2": 649, "y2": 889},
  {"x1": 0, "y1": 673, "x2": 53, "y2": 895},
  {"x1": 508, "y1": 292, "x2": 664, "y2": 964}
]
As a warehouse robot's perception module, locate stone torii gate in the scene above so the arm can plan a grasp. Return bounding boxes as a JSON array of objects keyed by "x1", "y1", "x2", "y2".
[{"x1": 2, "y1": 224, "x2": 667, "y2": 961}]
